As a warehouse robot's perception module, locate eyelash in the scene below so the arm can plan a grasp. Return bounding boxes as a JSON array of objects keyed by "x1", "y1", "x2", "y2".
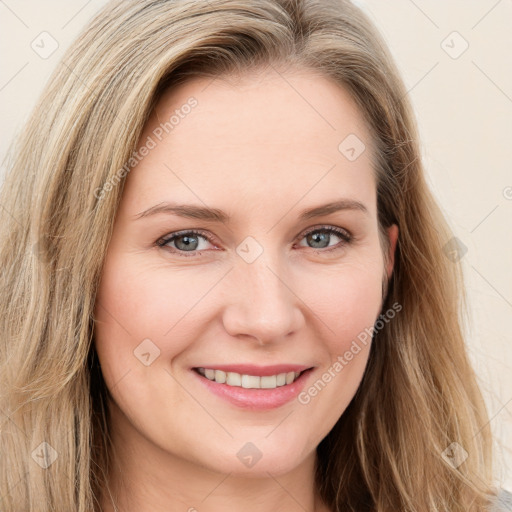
[{"x1": 156, "y1": 225, "x2": 353, "y2": 258}]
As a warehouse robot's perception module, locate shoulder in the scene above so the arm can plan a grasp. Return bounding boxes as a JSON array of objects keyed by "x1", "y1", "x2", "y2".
[{"x1": 491, "y1": 488, "x2": 512, "y2": 512}]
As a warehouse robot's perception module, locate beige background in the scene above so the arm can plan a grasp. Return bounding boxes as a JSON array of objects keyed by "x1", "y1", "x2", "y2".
[{"x1": 1, "y1": 0, "x2": 511, "y2": 492}]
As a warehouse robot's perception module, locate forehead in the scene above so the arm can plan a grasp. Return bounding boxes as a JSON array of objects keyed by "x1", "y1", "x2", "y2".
[{"x1": 121, "y1": 67, "x2": 378, "y2": 219}]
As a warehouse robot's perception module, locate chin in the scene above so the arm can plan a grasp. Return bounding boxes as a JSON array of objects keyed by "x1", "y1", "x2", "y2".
[{"x1": 195, "y1": 436, "x2": 314, "y2": 477}]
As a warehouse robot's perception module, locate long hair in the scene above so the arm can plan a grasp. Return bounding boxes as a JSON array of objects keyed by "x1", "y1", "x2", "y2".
[{"x1": 0, "y1": 1, "x2": 499, "y2": 510}]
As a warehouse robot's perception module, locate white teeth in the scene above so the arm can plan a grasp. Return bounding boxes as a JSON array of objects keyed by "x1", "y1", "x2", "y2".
[
  {"x1": 196, "y1": 368, "x2": 303, "y2": 389},
  {"x1": 226, "y1": 372, "x2": 241, "y2": 386},
  {"x1": 260, "y1": 375, "x2": 277, "y2": 388},
  {"x1": 286, "y1": 371, "x2": 296, "y2": 385},
  {"x1": 214, "y1": 369, "x2": 226, "y2": 383},
  {"x1": 241, "y1": 374, "x2": 260, "y2": 389}
]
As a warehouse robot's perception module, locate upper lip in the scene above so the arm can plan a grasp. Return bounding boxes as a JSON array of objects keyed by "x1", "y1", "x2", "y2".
[{"x1": 192, "y1": 364, "x2": 313, "y2": 377}]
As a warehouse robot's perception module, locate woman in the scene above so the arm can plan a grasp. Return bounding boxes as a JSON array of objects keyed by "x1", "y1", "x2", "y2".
[{"x1": 0, "y1": 0, "x2": 509, "y2": 511}]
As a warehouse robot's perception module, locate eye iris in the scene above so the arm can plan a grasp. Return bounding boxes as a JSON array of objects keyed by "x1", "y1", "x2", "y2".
[
  {"x1": 175, "y1": 234, "x2": 199, "y2": 251},
  {"x1": 308, "y1": 231, "x2": 330, "y2": 249}
]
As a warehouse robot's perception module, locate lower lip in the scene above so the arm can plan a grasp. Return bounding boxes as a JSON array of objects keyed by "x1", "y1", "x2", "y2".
[{"x1": 191, "y1": 368, "x2": 314, "y2": 410}]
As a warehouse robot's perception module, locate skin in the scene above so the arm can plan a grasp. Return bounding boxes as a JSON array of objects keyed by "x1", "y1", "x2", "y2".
[{"x1": 94, "y1": 65, "x2": 398, "y2": 512}]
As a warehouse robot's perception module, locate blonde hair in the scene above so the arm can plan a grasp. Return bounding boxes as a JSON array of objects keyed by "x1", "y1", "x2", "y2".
[{"x1": 0, "y1": 0, "x2": 500, "y2": 510}]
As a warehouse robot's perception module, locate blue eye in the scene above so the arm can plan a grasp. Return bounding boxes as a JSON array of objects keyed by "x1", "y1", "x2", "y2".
[
  {"x1": 156, "y1": 229, "x2": 213, "y2": 257},
  {"x1": 297, "y1": 226, "x2": 352, "y2": 252},
  {"x1": 156, "y1": 225, "x2": 352, "y2": 257}
]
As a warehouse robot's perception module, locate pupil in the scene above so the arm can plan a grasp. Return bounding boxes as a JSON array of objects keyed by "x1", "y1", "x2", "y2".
[
  {"x1": 309, "y1": 232, "x2": 328, "y2": 248},
  {"x1": 177, "y1": 235, "x2": 198, "y2": 251}
]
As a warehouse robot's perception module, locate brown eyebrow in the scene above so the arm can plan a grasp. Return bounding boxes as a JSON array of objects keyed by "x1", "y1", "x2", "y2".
[{"x1": 133, "y1": 199, "x2": 369, "y2": 223}]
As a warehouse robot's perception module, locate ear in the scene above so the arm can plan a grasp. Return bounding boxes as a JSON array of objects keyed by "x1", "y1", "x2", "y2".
[{"x1": 385, "y1": 224, "x2": 399, "y2": 279}]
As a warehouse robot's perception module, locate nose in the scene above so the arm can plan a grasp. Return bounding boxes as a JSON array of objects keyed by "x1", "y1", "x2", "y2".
[{"x1": 221, "y1": 253, "x2": 305, "y2": 345}]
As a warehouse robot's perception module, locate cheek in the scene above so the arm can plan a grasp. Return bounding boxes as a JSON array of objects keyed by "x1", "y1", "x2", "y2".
[
  {"x1": 93, "y1": 251, "x2": 227, "y2": 393},
  {"x1": 293, "y1": 260, "x2": 383, "y2": 432},
  {"x1": 296, "y1": 255, "x2": 384, "y2": 347},
  {"x1": 93, "y1": 255, "x2": 148, "y2": 373},
  {"x1": 93, "y1": 255, "x2": 201, "y2": 427},
  {"x1": 95, "y1": 254, "x2": 201, "y2": 343}
]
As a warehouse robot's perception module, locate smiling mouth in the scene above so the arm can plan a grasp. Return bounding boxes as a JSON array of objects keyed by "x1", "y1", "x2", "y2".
[{"x1": 193, "y1": 367, "x2": 312, "y2": 389}]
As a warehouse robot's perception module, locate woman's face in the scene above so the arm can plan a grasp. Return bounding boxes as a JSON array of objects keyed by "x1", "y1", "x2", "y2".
[{"x1": 94, "y1": 67, "x2": 398, "y2": 478}]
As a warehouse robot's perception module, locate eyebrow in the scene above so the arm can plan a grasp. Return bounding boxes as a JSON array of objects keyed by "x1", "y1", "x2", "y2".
[{"x1": 134, "y1": 199, "x2": 368, "y2": 223}]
